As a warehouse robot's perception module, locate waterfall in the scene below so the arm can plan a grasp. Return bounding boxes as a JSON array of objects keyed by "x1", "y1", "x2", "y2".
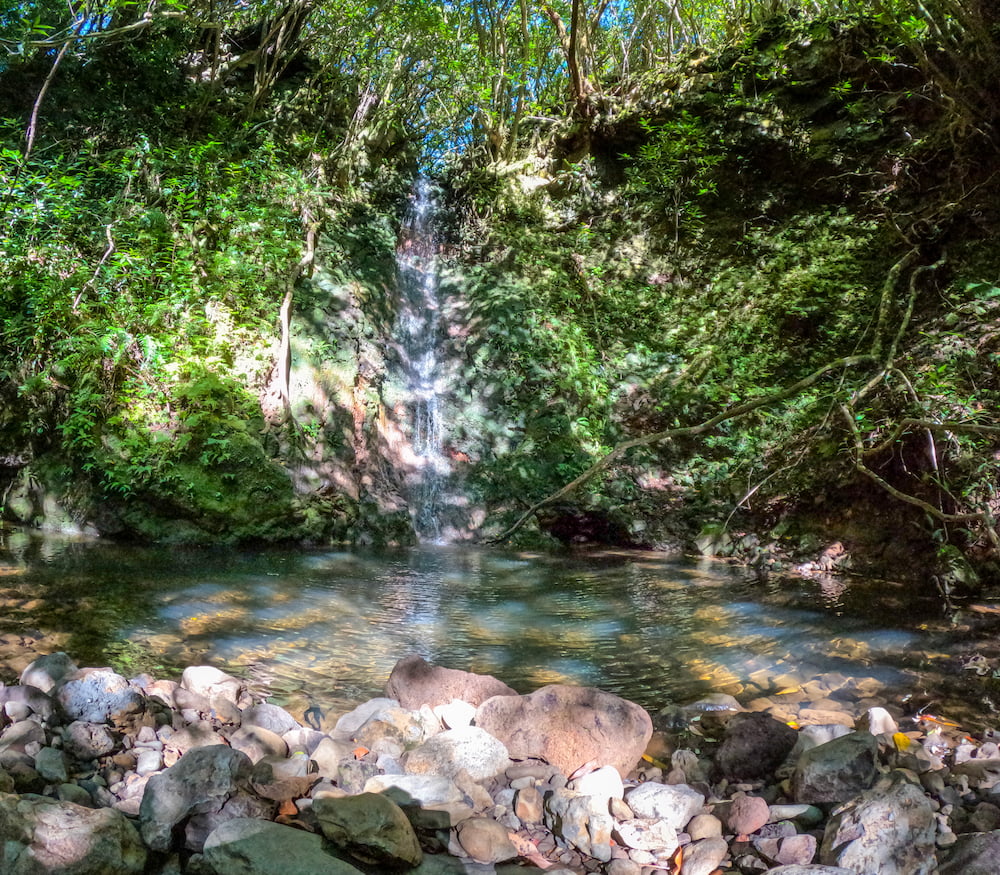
[{"x1": 394, "y1": 178, "x2": 450, "y2": 541}]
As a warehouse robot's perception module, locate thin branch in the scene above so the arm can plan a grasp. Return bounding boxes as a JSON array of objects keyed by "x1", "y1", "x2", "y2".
[
  {"x1": 840, "y1": 403, "x2": 998, "y2": 543},
  {"x1": 490, "y1": 354, "x2": 878, "y2": 543}
]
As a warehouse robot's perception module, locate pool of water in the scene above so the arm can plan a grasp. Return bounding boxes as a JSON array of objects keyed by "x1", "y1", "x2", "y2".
[{"x1": 0, "y1": 532, "x2": 996, "y2": 725}]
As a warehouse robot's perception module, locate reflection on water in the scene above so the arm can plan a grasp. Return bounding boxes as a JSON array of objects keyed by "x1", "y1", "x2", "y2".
[{"x1": 0, "y1": 533, "x2": 993, "y2": 721}]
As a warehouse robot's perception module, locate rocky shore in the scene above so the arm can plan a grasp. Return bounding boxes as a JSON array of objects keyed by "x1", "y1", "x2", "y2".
[{"x1": 0, "y1": 648, "x2": 999, "y2": 874}]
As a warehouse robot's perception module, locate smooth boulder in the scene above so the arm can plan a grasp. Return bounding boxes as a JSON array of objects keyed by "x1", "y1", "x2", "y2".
[
  {"x1": 386, "y1": 655, "x2": 518, "y2": 709},
  {"x1": 0, "y1": 791, "x2": 147, "y2": 874},
  {"x1": 313, "y1": 791, "x2": 423, "y2": 868},
  {"x1": 139, "y1": 744, "x2": 253, "y2": 852},
  {"x1": 203, "y1": 817, "x2": 364, "y2": 875},
  {"x1": 475, "y1": 685, "x2": 652, "y2": 778}
]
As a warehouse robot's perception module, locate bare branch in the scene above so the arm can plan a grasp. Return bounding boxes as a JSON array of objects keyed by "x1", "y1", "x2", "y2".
[{"x1": 490, "y1": 354, "x2": 878, "y2": 543}]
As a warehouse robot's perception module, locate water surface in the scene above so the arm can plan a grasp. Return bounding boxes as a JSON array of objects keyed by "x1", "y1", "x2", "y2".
[{"x1": 0, "y1": 533, "x2": 994, "y2": 724}]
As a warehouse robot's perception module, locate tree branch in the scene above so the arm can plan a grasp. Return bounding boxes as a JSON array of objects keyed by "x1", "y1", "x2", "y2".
[{"x1": 490, "y1": 354, "x2": 878, "y2": 543}]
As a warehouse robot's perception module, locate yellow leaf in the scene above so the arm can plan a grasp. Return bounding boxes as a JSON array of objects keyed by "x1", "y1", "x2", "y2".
[{"x1": 893, "y1": 732, "x2": 912, "y2": 751}]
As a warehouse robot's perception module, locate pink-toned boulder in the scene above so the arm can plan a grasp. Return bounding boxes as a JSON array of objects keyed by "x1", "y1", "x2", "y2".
[
  {"x1": 385, "y1": 655, "x2": 517, "y2": 709},
  {"x1": 475, "y1": 685, "x2": 652, "y2": 778}
]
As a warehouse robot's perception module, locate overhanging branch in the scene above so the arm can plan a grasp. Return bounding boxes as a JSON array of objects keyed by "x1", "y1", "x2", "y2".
[{"x1": 490, "y1": 354, "x2": 878, "y2": 543}]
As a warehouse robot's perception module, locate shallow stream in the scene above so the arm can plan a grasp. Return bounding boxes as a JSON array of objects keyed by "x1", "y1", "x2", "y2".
[{"x1": 1, "y1": 533, "x2": 997, "y2": 728}]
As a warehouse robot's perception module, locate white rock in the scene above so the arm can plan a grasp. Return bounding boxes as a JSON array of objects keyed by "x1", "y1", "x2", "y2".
[
  {"x1": 434, "y1": 699, "x2": 477, "y2": 729},
  {"x1": 614, "y1": 818, "x2": 679, "y2": 854},
  {"x1": 625, "y1": 781, "x2": 705, "y2": 831},
  {"x1": 571, "y1": 764, "x2": 625, "y2": 801}
]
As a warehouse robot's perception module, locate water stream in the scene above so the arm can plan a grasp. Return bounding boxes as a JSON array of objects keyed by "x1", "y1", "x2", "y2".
[
  {"x1": 1, "y1": 533, "x2": 996, "y2": 728},
  {"x1": 394, "y1": 179, "x2": 450, "y2": 541}
]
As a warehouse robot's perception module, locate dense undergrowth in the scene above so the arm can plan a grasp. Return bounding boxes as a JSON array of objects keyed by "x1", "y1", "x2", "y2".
[
  {"x1": 446, "y1": 12, "x2": 1000, "y2": 587},
  {"x1": 0, "y1": 17, "x2": 418, "y2": 543}
]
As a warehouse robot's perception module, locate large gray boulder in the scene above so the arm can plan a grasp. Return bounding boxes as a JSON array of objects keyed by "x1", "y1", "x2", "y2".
[
  {"x1": 138, "y1": 744, "x2": 253, "y2": 852},
  {"x1": 386, "y1": 655, "x2": 517, "y2": 709},
  {"x1": 938, "y1": 829, "x2": 1000, "y2": 874},
  {"x1": 203, "y1": 817, "x2": 364, "y2": 875},
  {"x1": 819, "y1": 770, "x2": 936, "y2": 875},
  {"x1": 313, "y1": 792, "x2": 423, "y2": 868},
  {"x1": 792, "y1": 731, "x2": 878, "y2": 804},
  {"x1": 475, "y1": 685, "x2": 652, "y2": 778},
  {"x1": 0, "y1": 792, "x2": 146, "y2": 874},
  {"x1": 57, "y1": 669, "x2": 145, "y2": 725}
]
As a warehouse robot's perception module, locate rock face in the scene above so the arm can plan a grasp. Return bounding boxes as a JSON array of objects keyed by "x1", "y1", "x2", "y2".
[
  {"x1": 313, "y1": 791, "x2": 423, "y2": 868},
  {"x1": 385, "y1": 655, "x2": 518, "y2": 709},
  {"x1": 819, "y1": 770, "x2": 937, "y2": 875},
  {"x1": 475, "y1": 685, "x2": 653, "y2": 777},
  {"x1": 0, "y1": 792, "x2": 147, "y2": 874}
]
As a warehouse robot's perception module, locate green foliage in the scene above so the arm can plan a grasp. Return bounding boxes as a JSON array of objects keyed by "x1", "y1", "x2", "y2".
[{"x1": 624, "y1": 112, "x2": 726, "y2": 247}]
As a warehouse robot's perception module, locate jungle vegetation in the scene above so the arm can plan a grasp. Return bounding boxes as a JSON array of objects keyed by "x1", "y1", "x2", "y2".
[{"x1": 1, "y1": 0, "x2": 999, "y2": 589}]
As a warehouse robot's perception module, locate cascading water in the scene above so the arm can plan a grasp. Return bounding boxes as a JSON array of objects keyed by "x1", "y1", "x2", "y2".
[{"x1": 394, "y1": 178, "x2": 451, "y2": 541}]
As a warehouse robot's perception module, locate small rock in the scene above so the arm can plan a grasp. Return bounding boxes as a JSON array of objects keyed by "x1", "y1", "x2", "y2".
[
  {"x1": 455, "y1": 816, "x2": 518, "y2": 863},
  {"x1": 687, "y1": 813, "x2": 723, "y2": 839},
  {"x1": 776, "y1": 834, "x2": 818, "y2": 866},
  {"x1": 680, "y1": 836, "x2": 728, "y2": 875},
  {"x1": 614, "y1": 818, "x2": 679, "y2": 855},
  {"x1": 434, "y1": 699, "x2": 477, "y2": 729},
  {"x1": 180, "y1": 666, "x2": 246, "y2": 706},
  {"x1": 719, "y1": 793, "x2": 769, "y2": 836},
  {"x1": 570, "y1": 764, "x2": 625, "y2": 801},
  {"x1": 515, "y1": 785, "x2": 544, "y2": 823},
  {"x1": 241, "y1": 703, "x2": 300, "y2": 736},
  {"x1": 33, "y1": 746, "x2": 68, "y2": 783},
  {"x1": 861, "y1": 706, "x2": 898, "y2": 736}
]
